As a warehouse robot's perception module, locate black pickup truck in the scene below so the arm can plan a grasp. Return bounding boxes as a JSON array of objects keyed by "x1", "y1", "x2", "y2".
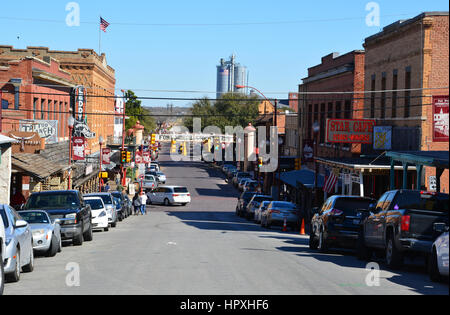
[
  {"x1": 357, "y1": 190, "x2": 449, "y2": 269},
  {"x1": 22, "y1": 190, "x2": 93, "y2": 246}
]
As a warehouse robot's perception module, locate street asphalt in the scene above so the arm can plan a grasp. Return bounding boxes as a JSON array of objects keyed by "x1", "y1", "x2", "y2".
[{"x1": 4, "y1": 147, "x2": 449, "y2": 295}]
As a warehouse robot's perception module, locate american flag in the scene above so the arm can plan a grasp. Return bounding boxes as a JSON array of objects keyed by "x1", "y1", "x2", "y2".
[
  {"x1": 100, "y1": 17, "x2": 110, "y2": 32},
  {"x1": 323, "y1": 169, "x2": 338, "y2": 194}
]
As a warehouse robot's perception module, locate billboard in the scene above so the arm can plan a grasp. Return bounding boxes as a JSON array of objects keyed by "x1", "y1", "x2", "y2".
[
  {"x1": 20, "y1": 120, "x2": 59, "y2": 144},
  {"x1": 326, "y1": 119, "x2": 376, "y2": 144},
  {"x1": 433, "y1": 96, "x2": 449, "y2": 142}
]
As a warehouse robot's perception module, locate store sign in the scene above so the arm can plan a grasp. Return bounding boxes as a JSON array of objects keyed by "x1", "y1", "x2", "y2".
[
  {"x1": 433, "y1": 96, "x2": 449, "y2": 142},
  {"x1": 143, "y1": 151, "x2": 151, "y2": 164},
  {"x1": 72, "y1": 86, "x2": 95, "y2": 139},
  {"x1": 302, "y1": 139, "x2": 314, "y2": 163},
  {"x1": 8, "y1": 131, "x2": 43, "y2": 154},
  {"x1": 326, "y1": 119, "x2": 375, "y2": 144},
  {"x1": 135, "y1": 152, "x2": 143, "y2": 164},
  {"x1": 102, "y1": 148, "x2": 111, "y2": 165},
  {"x1": 20, "y1": 120, "x2": 58, "y2": 144},
  {"x1": 74, "y1": 85, "x2": 86, "y2": 122},
  {"x1": 373, "y1": 126, "x2": 392, "y2": 150},
  {"x1": 72, "y1": 137, "x2": 86, "y2": 161}
]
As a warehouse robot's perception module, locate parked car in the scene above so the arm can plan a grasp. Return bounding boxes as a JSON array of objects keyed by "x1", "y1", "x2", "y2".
[
  {"x1": 84, "y1": 193, "x2": 118, "y2": 228},
  {"x1": 84, "y1": 197, "x2": 109, "y2": 232},
  {"x1": 429, "y1": 223, "x2": 449, "y2": 282},
  {"x1": 255, "y1": 201, "x2": 271, "y2": 224},
  {"x1": 244, "y1": 180, "x2": 262, "y2": 192},
  {"x1": 261, "y1": 201, "x2": 299, "y2": 230},
  {"x1": 246, "y1": 195, "x2": 273, "y2": 220},
  {"x1": 111, "y1": 191, "x2": 129, "y2": 219},
  {"x1": 236, "y1": 191, "x2": 258, "y2": 217},
  {"x1": 23, "y1": 190, "x2": 93, "y2": 246},
  {"x1": 113, "y1": 197, "x2": 124, "y2": 221},
  {"x1": 147, "y1": 186, "x2": 191, "y2": 206},
  {"x1": 309, "y1": 196, "x2": 376, "y2": 252},
  {"x1": 227, "y1": 169, "x2": 239, "y2": 182},
  {"x1": 146, "y1": 170, "x2": 167, "y2": 184},
  {"x1": 222, "y1": 164, "x2": 235, "y2": 174},
  {"x1": 142, "y1": 174, "x2": 158, "y2": 190},
  {"x1": 357, "y1": 190, "x2": 449, "y2": 269},
  {"x1": 0, "y1": 214, "x2": 5, "y2": 294},
  {"x1": 18, "y1": 210, "x2": 62, "y2": 257},
  {"x1": 0, "y1": 204, "x2": 34, "y2": 283},
  {"x1": 232, "y1": 172, "x2": 252, "y2": 187}
]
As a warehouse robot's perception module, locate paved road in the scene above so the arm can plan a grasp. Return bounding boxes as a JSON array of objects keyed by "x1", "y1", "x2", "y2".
[{"x1": 4, "y1": 149, "x2": 449, "y2": 295}]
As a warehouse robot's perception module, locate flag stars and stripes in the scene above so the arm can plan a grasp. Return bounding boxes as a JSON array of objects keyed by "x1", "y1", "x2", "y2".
[{"x1": 100, "y1": 17, "x2": 110, "y2": 32}]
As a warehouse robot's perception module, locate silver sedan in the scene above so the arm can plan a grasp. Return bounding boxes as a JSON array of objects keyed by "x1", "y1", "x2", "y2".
[{"x1": 19, "y1": 210, "x2": 62, "y2": 257}]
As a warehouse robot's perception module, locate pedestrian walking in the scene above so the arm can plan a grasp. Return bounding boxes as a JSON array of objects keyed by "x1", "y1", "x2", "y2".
[
  {"x1": 133, "y1": 193, "x2": 141, "y2": 215},
  {"x1": 139, "y1": 192, "x2": 148, "y2": 215}
]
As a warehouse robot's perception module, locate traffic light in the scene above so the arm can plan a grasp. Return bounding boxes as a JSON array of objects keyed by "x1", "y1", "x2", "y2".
[
  {"x1": 295, "y1": 158, "x2": 301, "y2": 170},
  {"x1": 121, "y1": 150, "x2": 127, "y2": 164},
  {"x1": 151, "y1": 134, "x2": 157, "y2": 145},
  {"x1": 258, "y1": 157, "x2": 263, "y2": 168},
  {"x1": 126, "y1": 151, "x2": 132, "y2": 163}
]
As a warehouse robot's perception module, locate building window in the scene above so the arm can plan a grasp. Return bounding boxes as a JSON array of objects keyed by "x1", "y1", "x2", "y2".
[
  {"x1": 307, "y1": 104, "x2": 312, "y2": 140},
  {"x1": 33, "y1": 98, "x2": 38, "y2": 119},
  {"x1": 327, "y1": 102, "x2": 333, "y2": 119},
  {"x1": 381, "y1": 73, "x2": 386, "y2": 119},
  {"x1": 344, "y1": 100, "x2": 351, "y2": 119},
  {"x1": 41, "y1": 99, "x2": 46, "y2": 120},
  {"x1": 404, "y1": 67, "x2": 411, "y2": 118},
  {"x1": 335, "y1": 101, "x2": 342, "y2": 119},
  {"x1": 370, "y1": 74, "x2": 376, "y2": 118},
  {"x1": 392, "y1": 70, "x2": 398, "y2": 118},
  {"x1": 320, "y1": 103, "x2": 325, "y2": 144}
]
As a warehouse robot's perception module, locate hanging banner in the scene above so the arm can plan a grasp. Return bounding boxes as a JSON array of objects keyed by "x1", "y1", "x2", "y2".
[
  {"x1": 72, "y1": 137, "x2": 86, "y2": 161},
  {"x1": 433, "y1": 95, "x2": 449, "y2": 142},
  {"x1": 302, "y1": 139, "x2": 314, "y2": 163},
  {"x1": 102, "y1": 148, "x2": 111, "y2": 165},
  {"x1": 373, "y1": 126, "x2": 392, "y2": 150},
  {"x1": 135, "y1": 151, "x2": 143, "y2": 164},
  {"x1": 143, "y1": 151, "x2": 151, "y2": 164}
]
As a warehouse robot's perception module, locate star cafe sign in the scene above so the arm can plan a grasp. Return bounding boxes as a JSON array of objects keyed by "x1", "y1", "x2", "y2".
[
  {"x1": 8, "y1": 131, "x2": 44, "y2": 154},
  {"x1": 326, "y1": 119, "x2": 376, "y2": 144}
]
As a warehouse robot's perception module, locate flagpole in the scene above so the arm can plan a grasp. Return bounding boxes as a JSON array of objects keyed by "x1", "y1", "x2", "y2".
[{"x1": 99, "y1": 16, "x2": 101, "y2": 55}]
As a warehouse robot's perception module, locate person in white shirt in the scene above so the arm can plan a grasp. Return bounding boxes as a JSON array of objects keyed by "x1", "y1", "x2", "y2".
[{"x1": 139, "y1": 192, "x2": 148, "y2": 215}]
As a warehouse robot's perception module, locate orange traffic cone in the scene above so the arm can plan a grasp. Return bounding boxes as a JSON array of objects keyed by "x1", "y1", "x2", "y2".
[
  {"x1": 300, "y1": 219, "x2": 305, "y2": 235},
  {"x1": 283, "y1": 218, "x2": 287, "y2": 232}
]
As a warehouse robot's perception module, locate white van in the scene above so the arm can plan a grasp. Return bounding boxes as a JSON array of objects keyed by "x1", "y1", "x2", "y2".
[{"x1": 147, "y1": 186, "x2": 191, "y2": 206}]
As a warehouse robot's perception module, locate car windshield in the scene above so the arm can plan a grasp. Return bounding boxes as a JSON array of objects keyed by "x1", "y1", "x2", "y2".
[
  {"x1": 254, "y1": 196, "x2": 273, "y2": 203},
  {"x1": 0, "y1": 208, "x2": 9, "y2": 228},
  {"x1": 85, "y1": 199, "x2": 104, "y2": 210},
  {"x1": 334, "y1": 198, "x2": 374, "y2": 216},
  {"x1": 392, "y1": 191, "x2": 449, "y2": 213},
  {"x1": 25, "y1": 193, "x2": 80, "y2": 210},
  {"x1": 19, "y1": 211, "x2": 50, "y2": 224},
  {"x1": 174, "y1": 187, "x2": 188, "y2": 193},
  {"x1": 87, "y1": 194, "x2": 112, "y2": 205},
  {"x1": 242, "y1": 192, "x2": 257, "y2": 202},
  {"x1": 272, "y1": 202, "x2": 297, "y2": 210}
]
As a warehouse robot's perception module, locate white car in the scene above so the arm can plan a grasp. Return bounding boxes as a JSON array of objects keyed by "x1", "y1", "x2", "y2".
[
  {"x1": 147, "y1": 186, "x2": 191, "y2": 206},
  {"x1": 1, "y1": 214, "x2": 5, "y2": 295},
  {"x1": 84, "y1": 197, "x2": 109, "y2": 232},
  {"x1": 429, "y1": 227, "x2": 449, "y2": 282},
  {"x1": 0, "y1": 204, "x2": 34, "y2": 283}
]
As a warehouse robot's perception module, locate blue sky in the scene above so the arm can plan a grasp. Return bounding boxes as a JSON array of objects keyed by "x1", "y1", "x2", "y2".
[{"x1": 1, "y1": 0, "x2": 448, "y2": 107}]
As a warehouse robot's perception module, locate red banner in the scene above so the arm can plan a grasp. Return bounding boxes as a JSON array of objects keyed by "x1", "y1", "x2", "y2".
[
  {"x1": 143, "y1": 151, "x2": 151, "y2": 164},
  {"x1": 433, "y1": 95, "x2": 449, "y2": 142},
  {"x1": 326, "y1": 119, "x2": 375, "y2": 144},
  {"x1": 72, "y1": 137, "x2": 86, "y2": 161},
  {"x1": 135, "y1": 152, "x2": 143, "y2": 164},
  {"x1": 102, "y1": 147, "x2": 111, "y2": 165}
]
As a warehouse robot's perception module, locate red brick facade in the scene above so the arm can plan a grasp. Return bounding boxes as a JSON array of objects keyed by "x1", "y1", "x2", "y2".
[{"x1": 363, "y1": 12, "x2": 449, "y2": 192}]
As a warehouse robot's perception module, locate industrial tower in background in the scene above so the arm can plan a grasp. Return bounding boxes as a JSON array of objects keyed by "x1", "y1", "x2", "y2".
[{"x1": 216, "y1": 54, "x2": 248, "y2": 99}]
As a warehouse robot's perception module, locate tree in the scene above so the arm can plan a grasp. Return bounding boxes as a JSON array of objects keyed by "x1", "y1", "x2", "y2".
[
  {"x1": 124, "y1": 90, "x2": 156, "y2": 133},
  {"x1": 183, "y1": 93, "x2": 259, "y2": 132}
]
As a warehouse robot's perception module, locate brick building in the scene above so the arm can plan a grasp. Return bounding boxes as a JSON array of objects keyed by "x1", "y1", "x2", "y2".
[
  {"x1": 0, "y1": 46, "x2": 116, "y2": 154},
  {"x1": 0, "y1": 56, "x2": 73, "y2": 141},
  {"x1": 363, "y1": 12, "x2": 449, "y2": 192},
  {"x1": 298, "y1": 50, "x2": 365, "y2": 163}
]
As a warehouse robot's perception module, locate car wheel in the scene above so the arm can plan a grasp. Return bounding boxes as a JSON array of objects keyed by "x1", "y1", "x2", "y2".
[
  {"x1": 58, "y1": 236, "x2": 62, "y2": 253},
  {"x1": 22, "y1": 244, "x2": 34, "y2": 273},
  {"x1": 6, "y1": 249, "x2": 20, "y2": 283},
  {"x1": 104, "y1": 226, "x2": 109, "y2": 232},
  {"x1": 0, "y1": 253, "x2": 4, "y2": 295},
  {"x1": 164, "y1": 198, "x2": 170, "y2": 206},
  {"x1": 47, "y1": 234, "x2": 59, "y2": 257},
  {"x1": 309, "y1": 229, "x2": 319, "y2": 250},
  {"x1": 386, "y1": 234, "x2": 403, "y2": 269},
  {"x1": 356, "y1": 230, "x2": 372, "y2": 261},
  {"x1": 73, "y1": 231, "x2": 83, "y2": 246},
  {"x1": 111, "y1": 222, "x2": 117, "y2": 228},
  {"x1": 83, "y1": 223, "x2": 93, "y2": 242},
  {"x1": 429, "y1": 247, "x2": 442, "y2": 282},
  {"x1": 318, "y1": 228, "x2": 328, "y2": 253}
]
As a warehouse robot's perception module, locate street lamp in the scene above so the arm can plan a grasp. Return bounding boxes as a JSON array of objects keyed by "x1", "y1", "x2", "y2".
[
  {"x1": 99, "y1": 135, "x2": 104, "y2": 192},
  {"x1": 68, "y1": 116, "x2": 75, "y2": 190},
  {"x1": 313, "y1": 121, "x2": 320, "y2": 206}
]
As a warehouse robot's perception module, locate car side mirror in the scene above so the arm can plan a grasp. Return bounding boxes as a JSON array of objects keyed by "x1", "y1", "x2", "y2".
[
  {"x1": 312, "y1": 207, "x2": 319, "y2": 215},
  {"x1": 14, "y1": 219, "x2": 28, "y2": 229}
]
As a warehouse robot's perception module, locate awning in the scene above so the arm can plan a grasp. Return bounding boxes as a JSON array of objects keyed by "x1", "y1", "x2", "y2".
[
  {"x1": 12, "y1": 153, "x2": 68, "y2": 180},
  {"x1": 276, "y1": 169, "x2": 325, "y2": 189}
]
